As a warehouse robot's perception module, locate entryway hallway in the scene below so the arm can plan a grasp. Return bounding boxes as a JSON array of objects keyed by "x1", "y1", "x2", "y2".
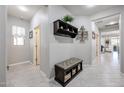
[
  {"x1": 7, "y1": 52, "x2": 124, "y2": 87},
  {"x1": 1, "y1": 5, "x2": 124, "y2": 87}
]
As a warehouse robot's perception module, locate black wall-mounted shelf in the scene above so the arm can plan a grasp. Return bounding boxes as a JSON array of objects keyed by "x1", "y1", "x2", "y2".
[{"x1": 53, "y1": 20, "x2": 78, "y2": 38}]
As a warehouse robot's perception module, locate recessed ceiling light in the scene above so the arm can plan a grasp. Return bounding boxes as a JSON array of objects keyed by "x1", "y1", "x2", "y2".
[
  {"x1": 109, "y1": 21, "x2": 117, "y2": 25},
  {"x1": 18, "y1": 6, "x2": 28, "y2": 12},
  {"x1": 86, "y1": 5, "x2": 96, "y2": 8}
]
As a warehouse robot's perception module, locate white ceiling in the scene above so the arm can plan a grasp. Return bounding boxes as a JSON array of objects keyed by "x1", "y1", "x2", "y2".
[
  {"x1": 7, "y1": 5, "x2": 44, "y2": 21},
  {"x1": 101, "y1": 31, "x2": 120, "y2": 37},
  {"x1": 95, "y1": 15, "x2": 119, "y2": 31},
  {"x1": 63, "y1": 5, "x2": 117, "y2": 16},
  {"x1": 63, "y1": 5, "x2": 120, "y2": 32}
]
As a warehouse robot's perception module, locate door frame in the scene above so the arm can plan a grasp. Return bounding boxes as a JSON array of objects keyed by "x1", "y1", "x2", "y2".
[
  {"x1": 92, "y1": 13, "x2": 121, "y2": 69},
  {"x1": 92, "y1": 14, "x2": 121, "y2": 56},
  {"x1": 33, "y1": 25, "x2": 41, "y2": 65}
]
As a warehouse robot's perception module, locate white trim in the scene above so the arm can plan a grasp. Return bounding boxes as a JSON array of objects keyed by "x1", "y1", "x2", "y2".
[
  {"x1": 8, "y1": 61, "x2": 31, "y2": 67},
  {"x1": 40, "y1": 70, "x2": 49, "y2": 81}
]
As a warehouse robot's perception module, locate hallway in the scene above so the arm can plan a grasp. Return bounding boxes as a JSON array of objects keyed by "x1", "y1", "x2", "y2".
[
  {"x1": 51, "y1": 52, "x2": 124, "y2": 87},
  {"x1": 7, "y1": 52, "x2": 124, "y2": 87}
]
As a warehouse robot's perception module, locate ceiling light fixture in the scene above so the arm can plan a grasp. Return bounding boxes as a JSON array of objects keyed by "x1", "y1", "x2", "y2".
[
  {"x1": 86, "y1": 5, "x2": 96, "y2": 8},
  {"x1": 109, "y1": 21, "x2": 117, "y2": 25},
  {"x1": 18, "y1": 6, "x2": 28, "y2": 12}
]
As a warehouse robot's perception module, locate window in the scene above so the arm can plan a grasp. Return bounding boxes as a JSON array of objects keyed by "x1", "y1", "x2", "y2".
[{"x1": 12, "y1": 25, "x2": 25, "y2": 45}]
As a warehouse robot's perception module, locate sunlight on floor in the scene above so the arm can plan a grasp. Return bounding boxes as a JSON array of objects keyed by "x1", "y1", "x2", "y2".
[{"x1": 100, "y1": 52, "x2": 119, "y2": 66}]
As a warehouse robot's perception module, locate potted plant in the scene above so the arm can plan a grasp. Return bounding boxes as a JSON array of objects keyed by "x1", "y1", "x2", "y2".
[{"x1": 62, "y1": 15, "x2": 74, "y2": 23}]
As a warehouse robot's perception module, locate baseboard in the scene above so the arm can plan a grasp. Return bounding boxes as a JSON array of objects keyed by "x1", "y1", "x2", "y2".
[
  {"x1": 8, "y1": 61, "x2": 31, "y2": 67},
  {"x1": 0, "y1": 82, "x2": 6, "y2": 87},
  {"x1": 49, "y1": 77, "x2": 54, "y2": 82},
  {"x1": 40, "y1": 71, "x2": 49, "y2": 81}
]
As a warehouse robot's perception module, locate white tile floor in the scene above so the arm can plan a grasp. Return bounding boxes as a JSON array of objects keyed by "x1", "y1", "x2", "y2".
[{"x1": 7, "y1": 52, "x2": 124, "y2": 87}]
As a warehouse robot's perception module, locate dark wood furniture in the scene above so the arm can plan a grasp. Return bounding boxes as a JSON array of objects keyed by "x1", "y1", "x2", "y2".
[
  {"x1": 53, "y1": 20, "x2": 78, "y2": 38},
  {"x1": 55, "y1": 57, "x2": 83, "y2": 87}
]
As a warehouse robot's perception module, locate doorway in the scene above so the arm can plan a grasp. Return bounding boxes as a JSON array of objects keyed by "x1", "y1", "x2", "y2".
[
  {"x1": 94, "y1": 14, "x2": 120, "y2": 65},
  {"x1": 96, "y1": 33, "x2": 100, "y2": 57},
  {"x1": 34, "y1": 26, "x2": 41, "y2": 65}
]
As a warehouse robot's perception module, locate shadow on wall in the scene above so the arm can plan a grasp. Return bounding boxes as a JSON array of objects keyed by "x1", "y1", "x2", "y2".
[
  {"x1": 50, "y1": 68, "x2": 55, "y2": 78},
  {"x1": 55, "y1": 36, "x2": 73, "y2": 43}
]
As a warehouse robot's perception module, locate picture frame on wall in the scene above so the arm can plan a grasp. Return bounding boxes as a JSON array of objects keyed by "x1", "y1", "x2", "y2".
[
  {"x1": 92, "y1": 32, "x2": 95, "y2": 39},
  {"x1": 29, "y1": 31, "x2": 33, "y2": 39}
]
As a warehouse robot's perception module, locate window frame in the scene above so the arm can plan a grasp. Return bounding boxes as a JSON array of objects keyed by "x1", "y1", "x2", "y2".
[{"x1": 12, "y1": 25, "x2": 26, "y2": 46}]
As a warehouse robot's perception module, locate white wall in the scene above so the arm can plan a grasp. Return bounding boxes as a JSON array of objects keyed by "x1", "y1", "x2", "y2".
[
  {"x1": 7, "y1": 15, "x2": 30, "y2": 65},
  {"x1": 0, "y1": 6, "x2": 7, "y2": 87},
  {"x1": 48, "y1": 5, "x2": 73, "y2": 78},
  {"x1": 48, "y1": 6, "x2": 92, "y2": 78},
  {"x1": 120, "y1": 9, "x2": 124, "y2": 73},
  {"x1": 72, "y1": 16, "x2": 92, "y2": 65},
  {"x1": 30, "y1": 6, "x2": 50, "y2": 77}
]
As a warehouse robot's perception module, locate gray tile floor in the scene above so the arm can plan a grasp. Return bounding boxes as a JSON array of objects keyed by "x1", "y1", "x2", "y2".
[
  {"x1": 6, "y1": 63, "x2": 50, "y2": 87},
  {"x1": 7, "y1": 52, "x2": 124, "y2": 87}
]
